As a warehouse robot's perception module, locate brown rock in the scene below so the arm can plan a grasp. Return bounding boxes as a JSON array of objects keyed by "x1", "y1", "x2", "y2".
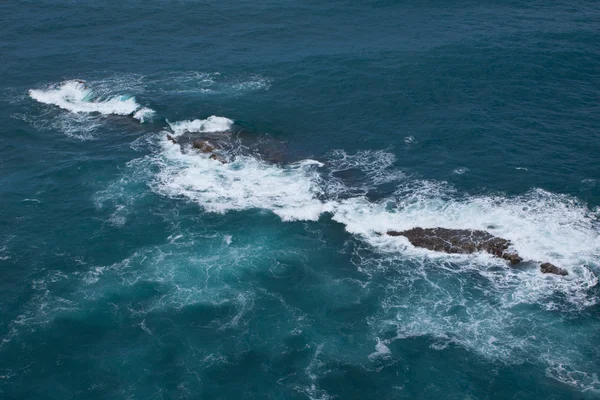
[
  {"x1": 209, "y1": 154, "x2": 227, "y2": 163},
  {"x1": 166, "y1": 134, "x2": 177, "y2": 144},
  {"x1": 540, "y1": 262, "x2": 568, "y2": 276},
  {"x1": 386, "y1": 227, "x2": 522, "y2": 264},
  {"x1": 193, "y1": 140, "x2": 215, "y2": 153}
]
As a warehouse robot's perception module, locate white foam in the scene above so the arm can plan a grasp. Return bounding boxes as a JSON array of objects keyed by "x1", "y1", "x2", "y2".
[
  {"x1": 153, "y1": 141, "x2": 600, "y2": 282},
  {"x1": 154, "y1": 135, "x2": 331, "y2": 221},
  {"x1": 324, "y1": 149, "x2": 404, "y2": 198},
  {"x1": 339, "y1": 188, "x2": 598, "y2": 269},
  {"x1": 368, "y1": 338, "x2": 391, "y2": 360},
  {"x1": 29, "y1": 80, "x2": 153, "y2": 120},
  {"x1": 167, "y1": 116, "x2": 234, "y2": 136},
  {"x1": 331, "y1": 177, "x2": 600, "y2": 382},
  {"x1": 151, "y1": 137, "x2": 600, "y2": 315},
  {"x1": 13, "y1": 109, "x2": 103, "y2": 140}
]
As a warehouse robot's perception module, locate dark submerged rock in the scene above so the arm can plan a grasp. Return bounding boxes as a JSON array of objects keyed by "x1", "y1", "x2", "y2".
[
  {"x1": 166, "y1": 134, "x2": 177, "y2": 144},
  {"x1": 540, "y1": 262, "x2": 568, "y2": 276},
  {"x1": 386, "y1": 227, "x2": 523, "y2": 264},
  {"x1": 168, "y1": 124, "x2": 295, "y2": 166}
]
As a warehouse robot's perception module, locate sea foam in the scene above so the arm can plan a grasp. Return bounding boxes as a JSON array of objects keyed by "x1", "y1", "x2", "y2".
[
  {"x1": 155, "y1": 134, "x2": 331, "y2": 221},
  {"x1": 154, "y1": 130, "x2": 600, "y2": 282}
]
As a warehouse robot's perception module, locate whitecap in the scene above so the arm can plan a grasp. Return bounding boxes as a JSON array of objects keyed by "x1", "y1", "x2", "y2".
[
  {"x1": 133, "y1": 107, "x2": 155, "y2": 122},
  {"x1": 29, "y1": 80, "x2": 142, "y2": 116},
  {"x1": 167, "y1": 116, "x2": 234, "y2": 136}
]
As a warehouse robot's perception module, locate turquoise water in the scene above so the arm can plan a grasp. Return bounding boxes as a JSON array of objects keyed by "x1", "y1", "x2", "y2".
[{"x1": 2, "y1": 1, "x2": 600, "y2": 398}]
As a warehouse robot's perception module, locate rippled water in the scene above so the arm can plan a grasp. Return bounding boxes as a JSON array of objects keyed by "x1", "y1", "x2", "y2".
[{"x1": 1, "y1": 1, "x2": 600, "y2": 398}]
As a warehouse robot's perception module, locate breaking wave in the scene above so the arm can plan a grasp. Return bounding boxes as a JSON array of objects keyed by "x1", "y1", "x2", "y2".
[
  {"x1": 167, "y1": 116, "x2": 234, "y2": 136},
  {"x1": 154, "y1": 134, "x2": 330, "y2": 221},
  {"x1": 29, "y1": 80, "x2": 153, "y2": 120}
]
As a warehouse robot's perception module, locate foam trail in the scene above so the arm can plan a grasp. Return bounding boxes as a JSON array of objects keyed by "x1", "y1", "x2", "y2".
[
  {"x1": 167, "y1": 116, "x2": 234, "y2": 136},
  {"x1": 29, "y1": 80, "x2": 153, "y2": 120}
]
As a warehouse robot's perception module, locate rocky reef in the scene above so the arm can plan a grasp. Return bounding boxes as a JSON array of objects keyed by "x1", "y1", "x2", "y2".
[
  {"x1": 385, "y1": 227, "x2": 567, "y2": 275},
  {"x1": 387, "y1": 227, "x2": 523, "y2": 264},
  {"x1": 165, "y1": 125, "x2": 288, "y2": 165},
  {"x1": 165, "y1": 129, "x2": 232, "y2": 163},
  {"x1": 540, "y1": 262, "x2": 568, "y2": 276}
]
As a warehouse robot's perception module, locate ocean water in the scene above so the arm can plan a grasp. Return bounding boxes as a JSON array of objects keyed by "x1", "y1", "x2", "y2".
[{"x1": 1, "y1": 1, "x2": 600, "y2": 398}]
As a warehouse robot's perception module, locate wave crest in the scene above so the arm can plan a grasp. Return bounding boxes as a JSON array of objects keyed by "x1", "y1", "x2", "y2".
[{"x1": 29, "y1": 80, "x2": 153, "y2": 120}]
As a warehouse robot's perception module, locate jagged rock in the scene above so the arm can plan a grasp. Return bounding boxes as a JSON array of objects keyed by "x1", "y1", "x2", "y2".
[
  {"x1": 209, "y1": 154, "x2": 227, "y2": 163},
  {"x1": 165, "y1": 125, "x2": 295, "y2": 167},
  {"x1": 166, "y1": 134, "x2": 177, "y2": 144},
  {"x1": 192, "y1": 140, "x2": 214, "y2": 153},
  {"x1": 540, "y1": 262, "x2": 568, "y2": 276},
  {"x1": 386, "y1": 227, "x2": 522, "y2": 264}
]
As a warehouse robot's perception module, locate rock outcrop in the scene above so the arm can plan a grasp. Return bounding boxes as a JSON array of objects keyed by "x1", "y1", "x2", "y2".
[
  {"x1": 166, "y1": 133, "x2": 228, "y2": 162},
  {"x1": 540, "y1": 262, "x2": 568, "y2": 276},
  {"x1": 165, "y1": 124, "x2": 292, "y2": 165},
  {"x1": 386, "y1": 227, "x2": 523, "y2": 264},
  {"x1": 385, "y1": 228, "x2": 568, "y2": 276},
  {"x1": 166, "y1": 134, "x2": 177, "y2": 144},
  {"x1": 209, "y1": 153, "x2": 227, "y2": 163},
  {"x1": 192, "y1": 140, "x2": 215, "y2": 153}
]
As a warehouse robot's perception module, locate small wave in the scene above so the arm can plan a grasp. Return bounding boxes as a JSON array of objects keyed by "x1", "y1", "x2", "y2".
[
  {"x1": 133, "y1": 107, "x2": 155, "y2": 122},
  {"x1": 545, "y1": 360, "x2": 600, "y2": 393},
  {"x1": 12, "y1": 110, "x2": 103, "y2": 140},
  {"x1": 150, "y1": 71, "x2": 271, "y2": 95}
]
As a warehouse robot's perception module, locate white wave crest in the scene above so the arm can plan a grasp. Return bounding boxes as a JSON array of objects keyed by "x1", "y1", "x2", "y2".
[
  {"x1": 168, "y1": 116, "x2": 234, "y2": 136},
  {"x1": 133, "y1": 107, "x2": 155, "y2": 122},
  {"x1": 29, "y1": 80, "x2": 153, "y2": 119}
]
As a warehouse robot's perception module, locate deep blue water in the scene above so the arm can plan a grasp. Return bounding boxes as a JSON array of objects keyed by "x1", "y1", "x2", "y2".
[{"x1": 2, "y1": 1, "x2": 600, "y2": 398}]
